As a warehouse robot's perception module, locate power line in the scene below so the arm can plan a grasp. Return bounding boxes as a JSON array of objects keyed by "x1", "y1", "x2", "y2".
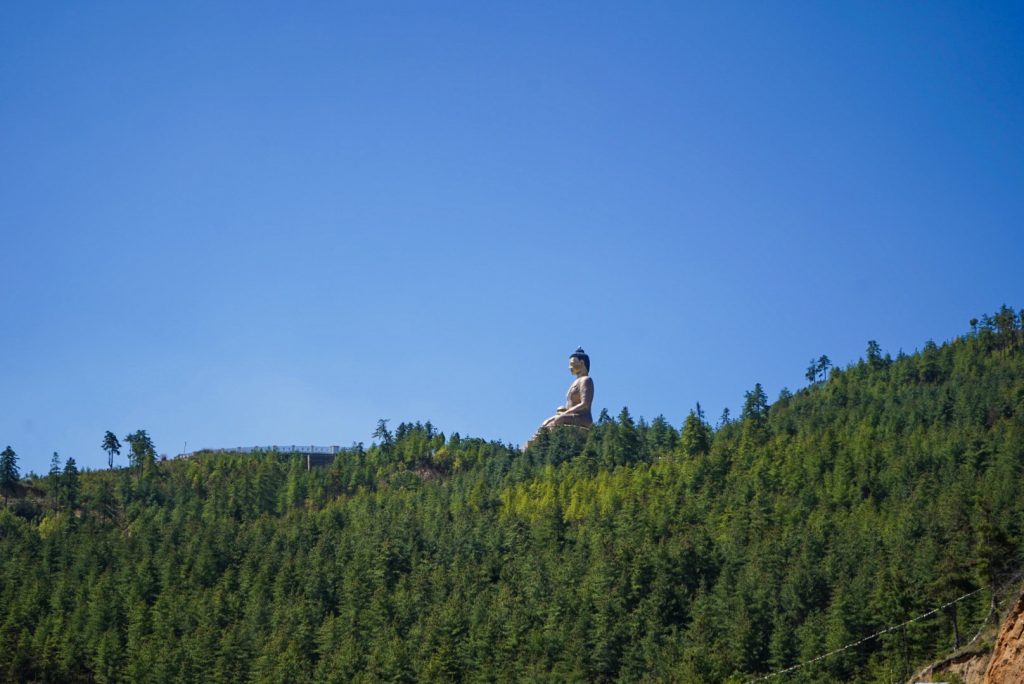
[
  {"x1": 911, "y1": 570, "x2": 1024, "y2": 683},
  {"x1": 746, "y1": 569, "x2": 1024, "y2": 684},
  {"x1": 743, "y1": 587, "x2": 983, "y2": 684}
]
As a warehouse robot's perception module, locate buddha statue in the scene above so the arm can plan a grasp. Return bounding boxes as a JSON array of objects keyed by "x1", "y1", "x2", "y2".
[{"x1": 528, "y1": 347, "x2": 594, "y2": 448}]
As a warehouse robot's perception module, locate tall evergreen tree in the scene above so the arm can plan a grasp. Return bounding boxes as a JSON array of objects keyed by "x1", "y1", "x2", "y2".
[
  {"x1": 741, "y1": 383, "x2": 769, "y2": 423},
  {"x1": 124, "y1": 430, "x2": 155, "y2": 470},
  {"x1": 718, "y1": 407, "x2": 731, "y2": 428},
  {"x1": 102, "y1": 431, "x2": 121, "y2": 469},
  {"x1": 61, "y1": 456, "x2": 80, "y2": 512},
  {"x1": 0, "y1": 446, "x2": 18, "y2": 503},
  {"x1": 866, "y1": 340, "x2": 883, "y2": 368},
  {"x1": 48, "y1": 451, "x2": 61, "y2": 510},
  {"x1": 806, "y1": 358, "x2": 819, "y2": 385},
  {"x1": 373, "y1": 419, "x2": 394, "y2": 453},
  {"x1": 680, "y1": 410, "x2": 710, "y2": 457},
  {"x1": 816, "y1": 355, "x2": 832, "y2": 382},
  {"x1": 992, "y1": 304, "x2": 1019, "y2": 341},
  {"x1": 741, "y1": 383, "x2": 770, "y2": 447}
]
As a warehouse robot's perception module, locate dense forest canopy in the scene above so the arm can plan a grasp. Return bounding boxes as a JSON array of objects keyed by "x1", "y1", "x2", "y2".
[{"x1": 2, "y1": 307, "x2": 1023, "y2": 683}]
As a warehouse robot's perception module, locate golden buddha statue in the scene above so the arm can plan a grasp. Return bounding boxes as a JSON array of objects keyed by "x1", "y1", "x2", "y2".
[{"x1": 528, "y1": 347, "x2": 594, "y2": 448}]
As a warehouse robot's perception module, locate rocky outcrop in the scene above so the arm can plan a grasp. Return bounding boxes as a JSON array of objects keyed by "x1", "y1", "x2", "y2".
[{"x1": 983, "y1": 590, "x2": 1024, "y2": 684}]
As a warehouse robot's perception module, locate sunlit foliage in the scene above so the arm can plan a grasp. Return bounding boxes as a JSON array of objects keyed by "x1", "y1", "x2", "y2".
[{"x1": 1, "y1": 307, "x2": 1022, "y2": 682}]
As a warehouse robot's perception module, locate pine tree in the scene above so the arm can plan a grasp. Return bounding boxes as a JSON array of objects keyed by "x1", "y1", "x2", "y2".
[
  {"x1": 0, "y1": 446, "x2": 18, "y2": 503},
  {"x1": 806, "y1": 358, "x2": 819, "y2": 385},
  {"x1": 718, "y1": 407, "x2": 731, "y2": 428},
  {"x1": 373, "y1": 419, "x2": 394, "y2": 455},
  {"x1": 102, "y1": 431, "x2": 121, "y2": 469},
  {"x1": 816, "y1": 355, "x2": 832, "y2": 382},
  {"x1": 741, "y1": 383, "x2": 770, "y2": 448},
  {"x1": 61, "y1": 457, "x2": 80, "y2": 512},
  {"x1": 124, "y1": 430, "x2": 155, "y2": 470},
  {"x1": 646, "y1": 415, "x2": 678, "y2": 453},
  {"x1": 866, "y1": 340, "x2": 884, "y2": 369},
  {"x1": 48, "y1": 451, "x2": 61, "y2": 510},
  {"x1": 741, "y1": 384, "x2": 768, "y2": 423},
  {"x1": 680, "y1": 411, "x2": 710, "y2": 457}
]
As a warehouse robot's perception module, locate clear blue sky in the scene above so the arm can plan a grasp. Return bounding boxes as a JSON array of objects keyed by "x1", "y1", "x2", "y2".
[{"x1": 2, "y1": 2, "x2": 1022, "y2": 475}]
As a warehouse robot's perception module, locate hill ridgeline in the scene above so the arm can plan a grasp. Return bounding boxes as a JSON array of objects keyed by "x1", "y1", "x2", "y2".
[{"x1": 1, "y1": 307, "x2": 1023, "y2": 683}]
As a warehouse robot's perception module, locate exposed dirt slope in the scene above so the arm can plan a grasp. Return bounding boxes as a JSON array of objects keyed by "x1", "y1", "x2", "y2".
[
  {"x1": 984, "y1": 590, "x2": 1024, "y2": 684},
  {"x1": 915, "y1": 649, "x2": 991, "y2": 684}
]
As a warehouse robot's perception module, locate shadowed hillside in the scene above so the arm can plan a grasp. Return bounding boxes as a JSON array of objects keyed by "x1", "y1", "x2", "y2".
[{"x1": 1, "y1": 307, "x2": 1023, "y2": 683}]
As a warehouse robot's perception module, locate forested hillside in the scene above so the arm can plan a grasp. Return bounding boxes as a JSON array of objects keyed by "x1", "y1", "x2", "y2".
[{"x1": 2, "y1": 308, "x2": 1023, "y2": 683}]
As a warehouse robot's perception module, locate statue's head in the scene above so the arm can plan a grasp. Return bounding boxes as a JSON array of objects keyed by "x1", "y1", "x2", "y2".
[{"x1": 569, "y1": 347, "x2": 590, "y2": 373}]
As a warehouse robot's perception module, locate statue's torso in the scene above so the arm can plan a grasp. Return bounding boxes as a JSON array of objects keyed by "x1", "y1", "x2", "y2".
[
  {"x1": 565, "y1": 377, "x2": 586, "y2": 405},
  {"x1": 564, "y1": 376, "x2": 594, "y2": 427}
]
